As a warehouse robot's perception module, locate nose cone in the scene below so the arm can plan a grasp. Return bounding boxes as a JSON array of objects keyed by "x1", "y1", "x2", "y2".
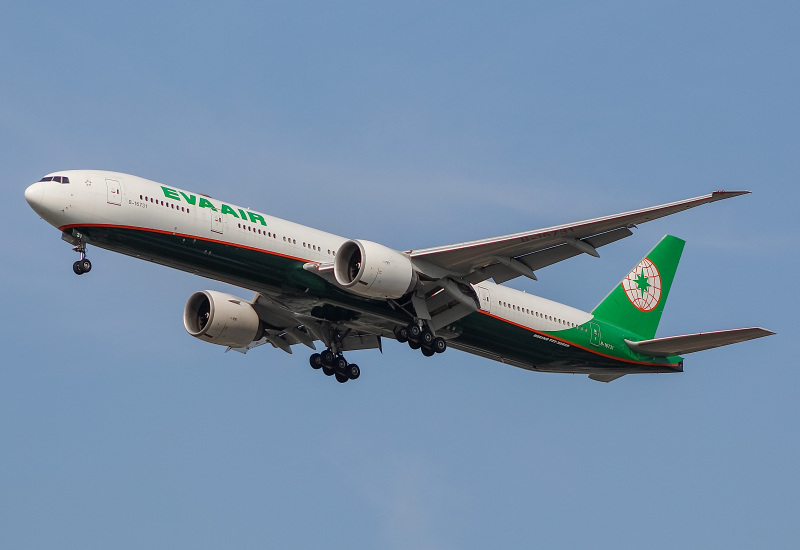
[{"x1": 25, "y1": 181, "x2": 44, "y2": 210}]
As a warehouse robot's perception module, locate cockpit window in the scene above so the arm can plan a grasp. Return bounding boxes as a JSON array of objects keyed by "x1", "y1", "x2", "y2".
[
  {"x1": 53, "y1": 176, "x2": 62, "y2": 183},
  {"x1": 39, "y1": 176, "x2": 53, "y2": 182},
  {"x1": 38, "y1": 175, "x2": 70, "y2": 183},
  {"x1": 62, "y1": 176, "x2": 69, "y2": 183}
]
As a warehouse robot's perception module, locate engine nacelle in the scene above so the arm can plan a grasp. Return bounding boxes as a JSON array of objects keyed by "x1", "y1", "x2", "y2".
[
  {"x1": 183, "y1": 290, "x2": 262, "y2": 348},
  {"x1": 334, "y1": 240, "x2": 418, "y2": 299}
]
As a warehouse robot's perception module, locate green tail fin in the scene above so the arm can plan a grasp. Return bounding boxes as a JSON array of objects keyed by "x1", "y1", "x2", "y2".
[{"x1": 591, "y1": 235, "x2": 685, "y2": 339}]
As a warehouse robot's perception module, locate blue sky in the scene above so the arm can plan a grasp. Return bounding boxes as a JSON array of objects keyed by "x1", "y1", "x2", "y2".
[{"x1": 2, "y1": 1, "x2": 798, "y2": 548}]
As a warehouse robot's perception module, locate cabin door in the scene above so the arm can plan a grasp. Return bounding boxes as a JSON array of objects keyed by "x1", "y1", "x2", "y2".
[
  {"x1": 589, "y1": 323, "x2": 601, "y2": 346},
  {"x1": 106, "y1": 179, "x2": 122, "y2": 205},
  {"x1": 211, "y1": 211, "x2": 224, "y2": 234}
]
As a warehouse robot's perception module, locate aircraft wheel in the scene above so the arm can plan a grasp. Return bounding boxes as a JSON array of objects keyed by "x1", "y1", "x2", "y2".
[
  {"x1": 73, "y1": 261, "x2": 84, "y2": 275},
  {"x1": 421, "y1": 330, "x2": 434, "y2": 346},
  {"x1": 320, "y1": 349, "x2": 335, "y2": 365},
  {"x1": 80, "y1": 259, "x2": 92, "y2": 273},
  {"x1": 408, "y1": 340, "x2": 421, "y2": 350},
  {"x1": 309, "y1": 353, "x2": 322, "y2": 369},
  {"x1": 348, "y1": 364, "x2": 360, "y2": 380},
  {"x1": 335, "y1": 372, "x2": 349, "y2": 383},
  {"x1": 394, "y1": 327, "x2": 408, "y2": 343},
  {"x1": 322, "y1": 364, "x2": 335, "y2": 376},
  {"x1": 432, "y1": 337, "x2": 447, "y2": 354},
  {"x1": 334, "y1": 356, "x2": 348, "y2": 373},
  {"x1": 407, "y1": 324, "x2": 422, "y2": 340},
  {"x1": 421, "y1": 346, "x2": 435, "y2": 357}
]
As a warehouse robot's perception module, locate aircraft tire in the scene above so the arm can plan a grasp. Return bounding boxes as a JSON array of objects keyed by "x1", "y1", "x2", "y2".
[
  {"x1": 432, "y1": 337, "x2": 447, "y2": 354},
  {"x1": 421, "y1": 330, "x2": 434, "y2": 346},
  {"x1": 407, "y1": 324, "x2": 422, "y2": 340},
  {"x1": 335, "y1": 373, "x2": 349, "y2": 383},
  {"x1": 73, "y1": 261, "x2": 84, "y2": 275},
  {"x1": 334, "y1": 356, "x2": 348, "y2": 374},
  {"x1": 320, "y1": 349, "x2": 335, "y2": 365},
  {"x1": 81, "y1": 259, "x2": 92, "y2": 273},
  {"x1": 348, "y1": 364, "x2": 360, "y2": 380},
  {"x1": 322, "y1": 364, "x2": 335, "y2": 376},
  {"x1": 421, "y1": 346, "x2": 435, "y2": 357},
  {"x1": 408, "y1": 340, "x2": 421, "y2": 350},
  {"x1": 309, "y1": 353, "x2": 322, "y2": 369},
  {"x1": 394, "y1": 327, "x2": 408, "y2": 343}
]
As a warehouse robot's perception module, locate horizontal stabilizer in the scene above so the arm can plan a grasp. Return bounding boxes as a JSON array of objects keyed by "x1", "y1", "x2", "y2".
[{"x1": 625, "y1": 327, "x2": 775, "y2": 357}]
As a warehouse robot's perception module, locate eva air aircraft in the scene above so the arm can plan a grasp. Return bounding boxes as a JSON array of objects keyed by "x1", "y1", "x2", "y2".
[{"x1": 25, "y1": 170, "x2": 773, "y2": 383}]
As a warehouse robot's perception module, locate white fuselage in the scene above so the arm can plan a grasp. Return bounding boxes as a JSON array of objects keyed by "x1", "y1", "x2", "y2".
[{"x1": 26, "y1": 170, "x2": 594, "y2": 339}]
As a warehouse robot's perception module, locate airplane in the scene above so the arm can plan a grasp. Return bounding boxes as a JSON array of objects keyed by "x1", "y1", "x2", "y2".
[{"x1": 24, "y1": 170, "x2": 774, "y2": 383}]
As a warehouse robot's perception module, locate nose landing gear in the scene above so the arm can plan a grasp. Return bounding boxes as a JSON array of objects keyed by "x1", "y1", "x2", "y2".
[{"x1": 72, "y1": 241, "x2": 92, "y2": 275}]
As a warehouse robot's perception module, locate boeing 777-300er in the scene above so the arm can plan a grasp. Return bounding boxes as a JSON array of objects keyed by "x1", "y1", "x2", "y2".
[{"x1": 24, "y1": 171, "x2": 774, "y2": 383}]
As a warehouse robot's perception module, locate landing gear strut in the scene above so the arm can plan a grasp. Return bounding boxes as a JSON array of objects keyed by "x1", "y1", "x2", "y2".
[
  {"x1": 396, "y1": 322, "x2": 447, "y2": 357},
  {"x1": 71, "y1": 239, "x2": 92, "y2": 275}
]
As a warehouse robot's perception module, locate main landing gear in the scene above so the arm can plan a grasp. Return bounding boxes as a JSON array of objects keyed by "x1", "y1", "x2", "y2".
[
  {"x1": 72, "y1": 241, "x2": 92, "y2": 275},
  {"x1": 309, "y1": 349, "x2": 361, "y2": 384},
  {"x1": 395, "y1": 322, "x2": 447, "y2": 357}
]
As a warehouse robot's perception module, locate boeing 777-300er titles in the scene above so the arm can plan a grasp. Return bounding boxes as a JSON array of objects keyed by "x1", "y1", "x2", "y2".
[{"x1": 24, "y1": 171, "x2": 774, "y2": 383}]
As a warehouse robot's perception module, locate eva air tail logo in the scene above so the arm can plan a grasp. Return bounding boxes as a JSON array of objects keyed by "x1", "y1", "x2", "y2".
[{"x1": 622, "y1": 258, "x2": 662, "y2": 312}]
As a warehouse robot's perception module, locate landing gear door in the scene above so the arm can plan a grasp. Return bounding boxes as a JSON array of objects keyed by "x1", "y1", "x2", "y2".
[
  {"x1": 106, "y1": 179, "x2": 122, "y2": 205},
  {"x1": 211, "y1": 211, "x2": 224, "y2": 234}
]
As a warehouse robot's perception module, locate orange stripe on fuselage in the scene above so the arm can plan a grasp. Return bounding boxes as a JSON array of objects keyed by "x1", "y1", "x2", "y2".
[
  {"x1": 58, "y1": 223, "x2": 312, "y2": 264},
  {"x1": 477, "y1": 310, "x2": 670, "y2": 368}
]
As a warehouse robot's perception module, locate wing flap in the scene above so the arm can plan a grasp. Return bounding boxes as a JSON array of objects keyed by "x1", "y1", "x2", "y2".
[{"x1": 625, "y1": 327, "x2": 775, "y2": 357}]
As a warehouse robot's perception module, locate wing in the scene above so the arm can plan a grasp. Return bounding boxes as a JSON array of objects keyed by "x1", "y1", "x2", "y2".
[{"x1": 407, "y1": 191, "x2": 749, "y2": 284}]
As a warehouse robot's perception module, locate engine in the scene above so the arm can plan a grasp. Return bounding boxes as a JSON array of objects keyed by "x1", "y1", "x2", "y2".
[
  {"x1": 183, "y1": 290, "x2": 262, "y2": 348},
  {"x1": 334, "y1": 240, "x2": 418, "y2": 299}
]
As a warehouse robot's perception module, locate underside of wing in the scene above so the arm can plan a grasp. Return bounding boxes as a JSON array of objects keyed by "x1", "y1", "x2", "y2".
[
  {"x1": 625, "y1": 327, "x2": 775, "y2": 357},
  {"x1": 408, "y1": 191, "x2": 749, "y2": 284},
  {"x1": 227, "y1": 292, "x2": 382, "y2": 355}
]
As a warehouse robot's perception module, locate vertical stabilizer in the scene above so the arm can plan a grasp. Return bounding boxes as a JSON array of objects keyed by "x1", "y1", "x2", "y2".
[{"x1": 591, "y1": 235, "x2": 685, "y2": 339}]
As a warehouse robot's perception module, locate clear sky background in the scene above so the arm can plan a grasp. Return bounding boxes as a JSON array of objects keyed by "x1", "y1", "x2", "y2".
[{"x1": 2, "y1": 1, "x2": 798, "y2": 548}]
